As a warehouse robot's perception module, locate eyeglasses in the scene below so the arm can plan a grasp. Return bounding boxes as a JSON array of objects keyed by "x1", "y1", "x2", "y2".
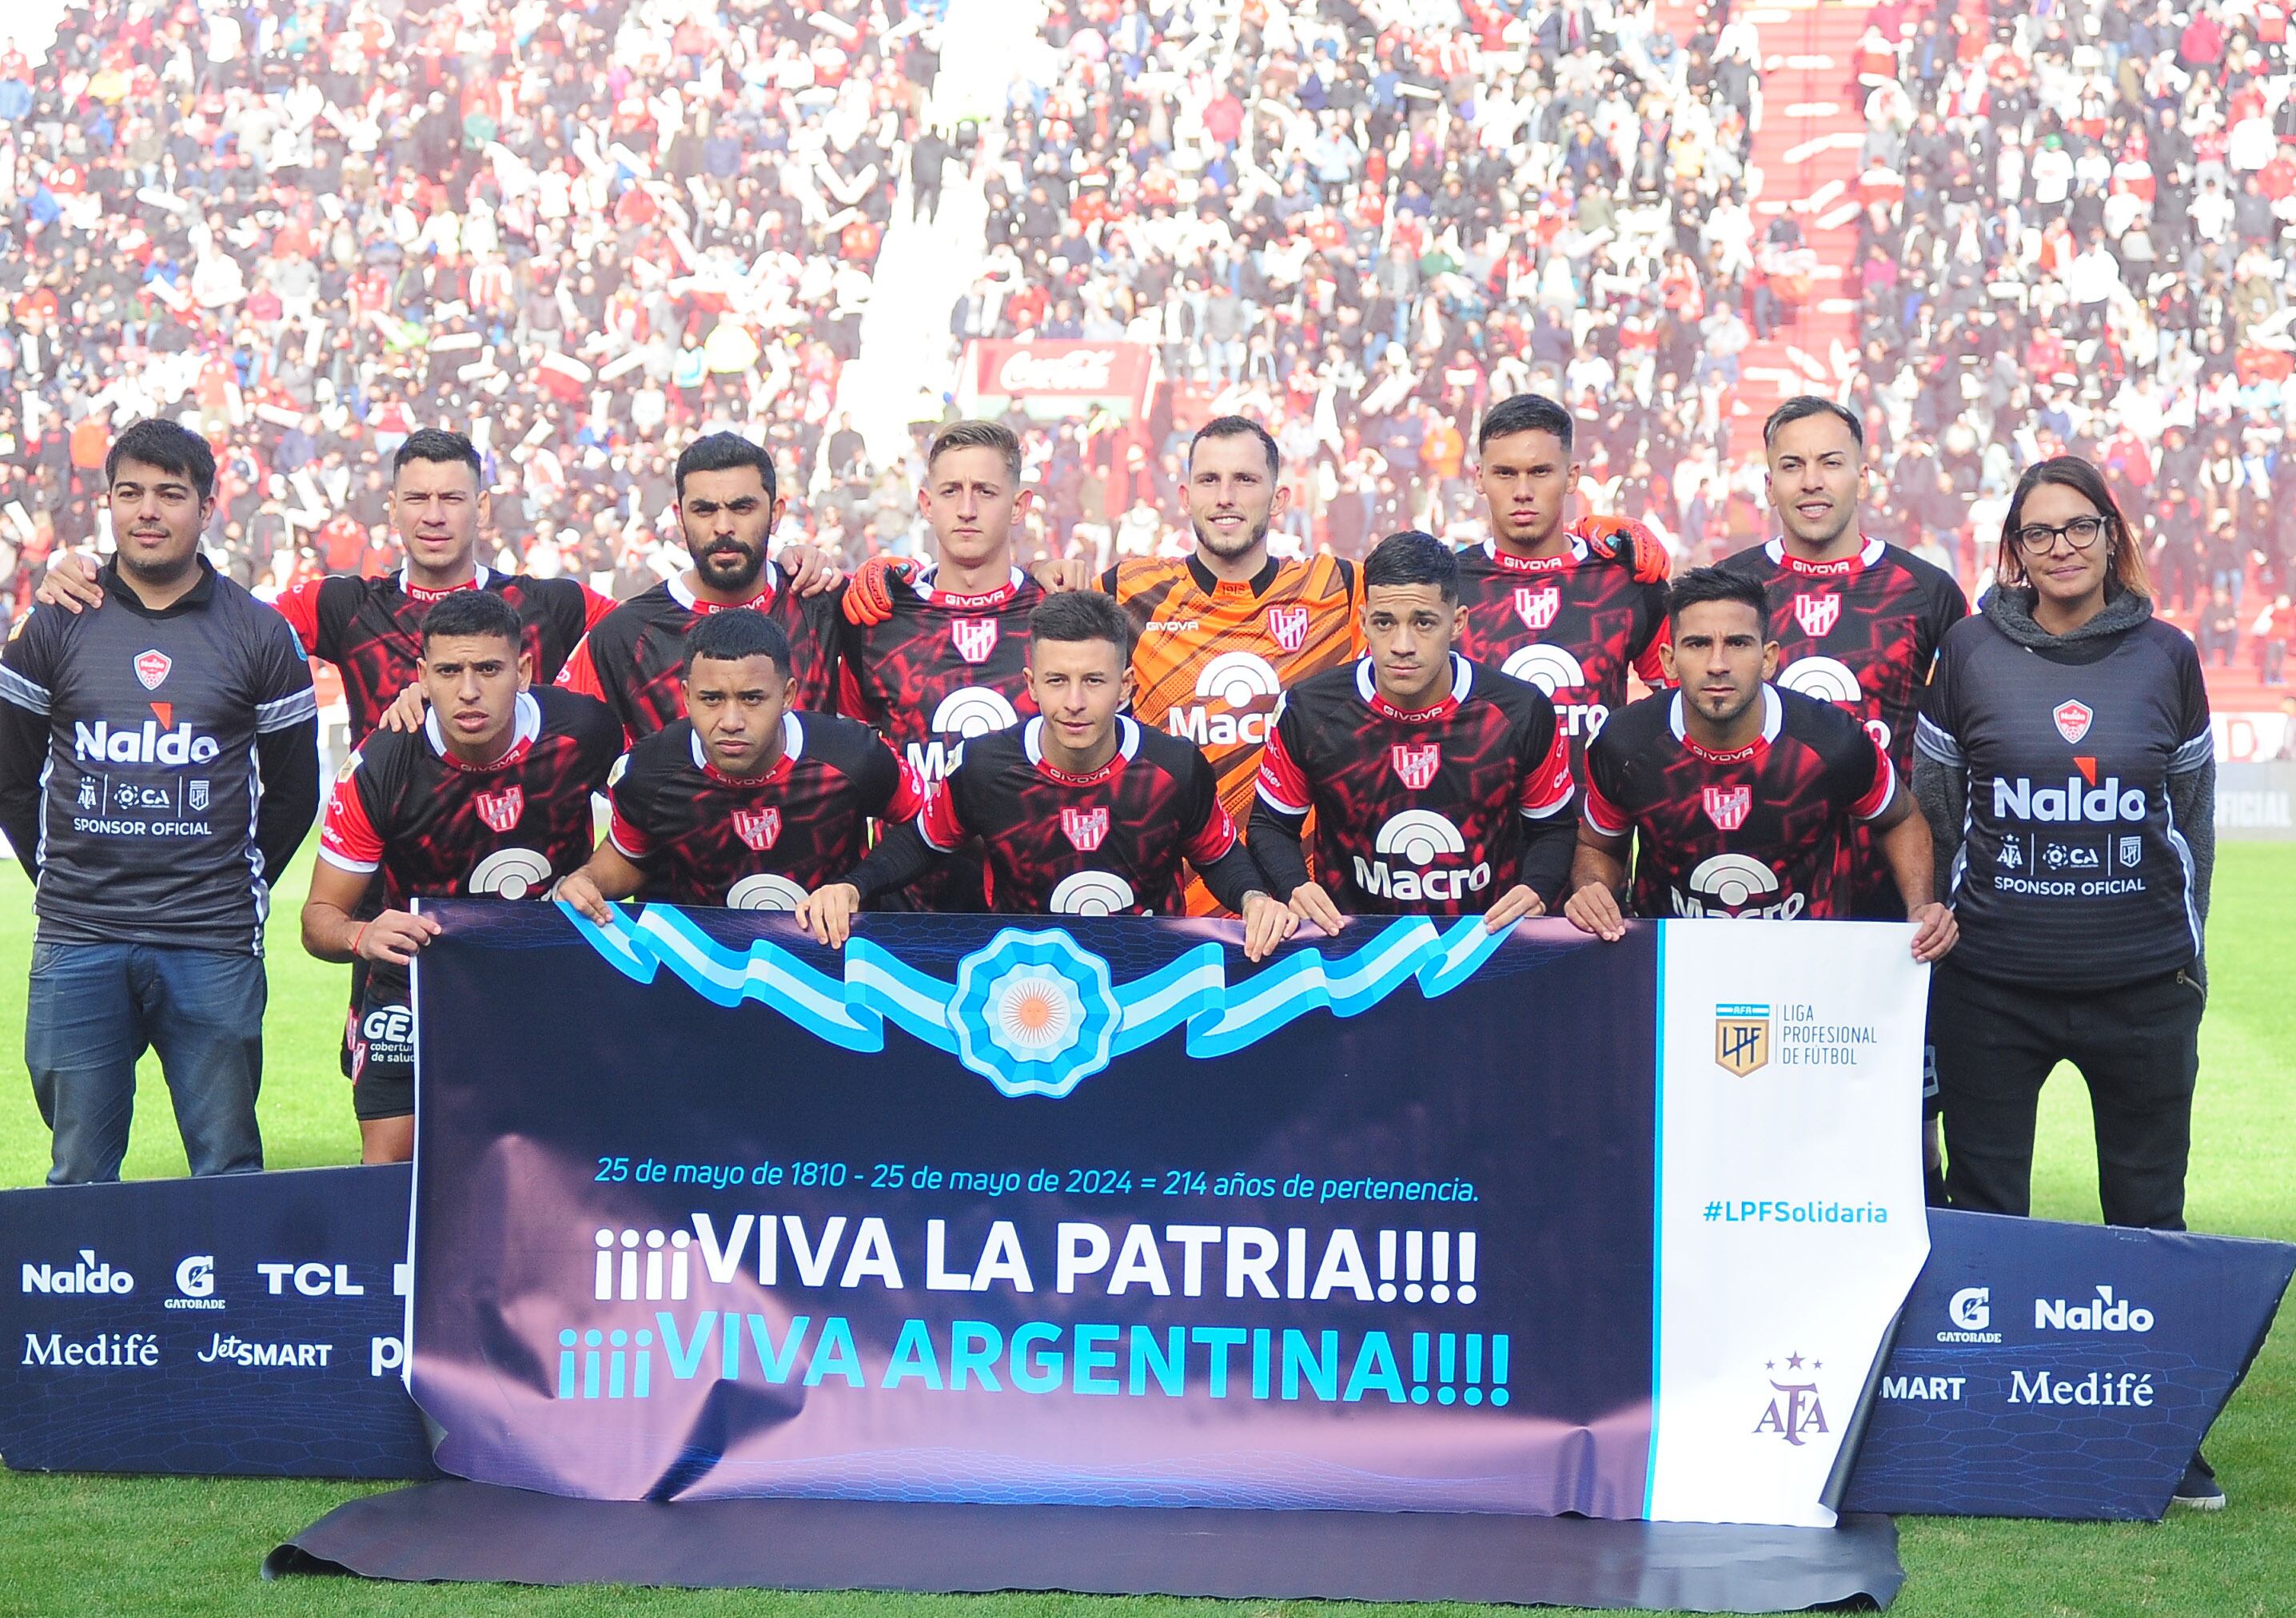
[{"x1": 2011, "y1": 516, "x2": 2107, "y2": 556}]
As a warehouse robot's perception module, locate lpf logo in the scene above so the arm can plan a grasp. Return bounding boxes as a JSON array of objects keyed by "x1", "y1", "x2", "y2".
[
  {"x1": 951, "y1": 620, "x2": 999, "y2": 665},
  {"x1": 1702, "y1": 785, "x2": 1752, "y2": 831},
  {"x1": 1512, "y1": 584, "x2": 1561, "y2": 632},
  {"x1": 1061, "y1": 806, "x2": 1110, "y2": 852},
  {"x1": 1714, "y1": 1002, "x2": 1771, "y2": 1076},
  {"x1": 1266, "y1": 605, "x2": 1309, "y2": 652},
  {"x1": 1390, "y1": 743, "x2": 1440, "y2": 791},
  {"x1": 1792, "y1": 593, "x2": 1841, "y2": 639},
  {"x1": 732, "y1": 807, "x2": 780, "y2": 851},
  {"x1": 475, "y1": 787, "x2": 524, "y2": 833},
  {"x1": 1753, "y1": 1351, "x2": 1828, "y2": 1447}
]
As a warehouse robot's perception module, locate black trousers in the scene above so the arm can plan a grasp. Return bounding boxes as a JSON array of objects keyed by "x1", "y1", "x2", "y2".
[{"x1": 1931, "y1": 962, "x2": 2203, "y2": 1230}]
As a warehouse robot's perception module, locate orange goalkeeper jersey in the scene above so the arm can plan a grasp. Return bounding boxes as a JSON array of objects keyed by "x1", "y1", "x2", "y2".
[{"x1": 1105, "y1": 552, "x2": 1361, "y2": 912}]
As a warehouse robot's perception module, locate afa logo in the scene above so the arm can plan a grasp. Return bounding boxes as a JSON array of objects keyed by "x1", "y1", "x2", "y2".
[
  {"x1": 1714, "y1": 1002, "x2": 1771, "y2": 1076},
  {"x1": 951, "y1": 620, "x2": 999, "y2": 665},
  {"x1": 1792, "y1": 593, "x2": 1842, "y2": 639},
  {"x1": 1753, "y1": 1351, "x2": 1828, "y2": 1446},
  {"x1": 1266, "y1": 605, "x2": 1309, "y2": 653}
]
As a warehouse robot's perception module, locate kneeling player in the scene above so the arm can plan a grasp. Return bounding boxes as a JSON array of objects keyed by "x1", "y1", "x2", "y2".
[
  {"x1": 1561, "y1": 567, "x2": 1956, "y2": 960},
  {"x1": 301, "y1": 592, "x2": 623, "y2": 1162},
  {"x1": 557, "y1": 610, "x2": 921, "y2": 918},
  {"x1": 1250, "y1": 530, "x2": 1578, "y2": 931},
  {"x1": 800, "y1": 592, "x2": 1294, "y2": 958}
]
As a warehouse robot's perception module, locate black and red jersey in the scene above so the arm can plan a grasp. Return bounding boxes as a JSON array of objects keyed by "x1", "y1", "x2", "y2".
[
  {"x1": 895, "y1": 715, "x2": 1244, "y2": 915},
  {"x1": 607, "y1": 711, "x2": 923, "y2": 911},
  {"x1": 1453, "y1": 537, "x2": 1668, "y2": 772},
  {"x1": 1252, "y1": 655, "x2": 1577, "y2": 916},
  {"x1": 317, "y1": 686, "x2": 622, "y2": 1077},
  {"x1": 276, "y1": 567, "x2": 606, "y2": 742},
  {"x1": 1583, "y1": 684, "x2": 1896, "y2": 922},
  {"x1": 556, "y1": 564, "x2": 842, "y2": 743}
]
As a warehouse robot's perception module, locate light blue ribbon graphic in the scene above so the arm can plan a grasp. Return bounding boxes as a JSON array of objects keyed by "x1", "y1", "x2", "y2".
[{"x1": 558, "y1": 903, "x2": 1512, "y2": 1098}]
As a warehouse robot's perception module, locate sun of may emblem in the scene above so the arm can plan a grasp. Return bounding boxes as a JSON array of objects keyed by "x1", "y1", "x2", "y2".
[{"x1": 949, "y1": 929, "x2": 1122, "y2": 1099}]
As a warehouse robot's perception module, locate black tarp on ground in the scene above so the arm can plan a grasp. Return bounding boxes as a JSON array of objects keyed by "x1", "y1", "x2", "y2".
[{"x1": 267, "y1": 1482, "x2": 1902, "y2": 1612}]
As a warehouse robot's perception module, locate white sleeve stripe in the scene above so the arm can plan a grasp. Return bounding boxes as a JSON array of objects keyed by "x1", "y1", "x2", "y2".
[
  {"x1": 1854, "y1": 756, "x2": 1899, "y2": 823},
  {"x1": 1583, "y1": 799, "x2": 1631, "y2": 838},
  {"x1": 1255, "y1": 779, "x2": 1310, "y2": 817},
  {"x1": 2168, "y1": 731, "x2": 2214, "y2": 772},
  {"x1": 0, "y1": 665, "x2": 51, "y2": 715},
  {"x1": 1913, "y1": 713, "x2": 1963, "y2": 766},
  {"x1": 316, "y1": 846, "x2": 380, "y2": 875},
  {"x1": 255, "y1": 688, "x2": 320, "y2": 731},
  {"x1": 607, "y1": 827, "x2": 644, "y2": 859},
  {"x1": 1520, "y1": 791, "x2": 1575, "y2": 820},
  {"x1": 919, "y1": 822, "x2": 961, "y2": 853}
]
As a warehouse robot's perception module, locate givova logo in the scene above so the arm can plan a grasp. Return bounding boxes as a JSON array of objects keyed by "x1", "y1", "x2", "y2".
[
  {"x1": 1355, "y1": 811, "x2": 1489, "y2": 903},
  {"x1": 22, "y1": 1250, "x2": 134, "y2": 1294},
  {"x1": 1167, "y1": 652, "x2": 1280, "y2": 747}
]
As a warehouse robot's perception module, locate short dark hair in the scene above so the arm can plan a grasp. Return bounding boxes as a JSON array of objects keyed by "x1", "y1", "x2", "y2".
[
  {"x1": 1363, "y1": 530, "x2": 1460, "y2": 603},
  {"x1": 420, "y1": 589, "x2": 524, "y2": 652},
  {"x1": 393, "y1": 427, "x2": 482, "y2": 482},
  {"x1": 675, "y1": 432, "x2": 779, "y2": 504},
  {"x1": 1761, "y1": 395, "x2": 1864, "y2": 450},
  {"x1": 1664, "y1": 566, "x2": 1770, "y2": 635},
  {"x1": 681, "y1": 608, "x2": 792, "y2": 676},
  {"x1": 104, "y1": 418, "x2": 216, "y2": 503},
  {"x1": 1188, "y1": 414, "x2": 1280, "y2": 477},
  {"x1": 1029, "y1": 589, "x2": 1134, "y2": 660},
  {"x1": 1477, "y1": 392, "x2": 1574, "y2": 455},
  {"x1": 927, "y1": 420, "x2": 1023, "y2": 483}
]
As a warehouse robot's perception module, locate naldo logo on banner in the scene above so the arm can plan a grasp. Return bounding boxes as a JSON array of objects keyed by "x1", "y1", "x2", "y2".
[
  {"x1": 2036, "y1": 1284, "x2": 2155, "y2": 1333},
  {"x1": 21, "y1": 1250, "x2": 134, "y2": 1295}
]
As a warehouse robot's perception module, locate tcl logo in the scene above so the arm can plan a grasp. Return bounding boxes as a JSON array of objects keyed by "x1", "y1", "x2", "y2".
[
  {"x1": 1992, "y1": 775, "x2": 2146, "y2": 823},
  {"x1": 257, "y1": 1263, "x2": 365, "y2": 1297},
  {"x1": 74, "y1": 717, "x2": 220, "y2": 767}
]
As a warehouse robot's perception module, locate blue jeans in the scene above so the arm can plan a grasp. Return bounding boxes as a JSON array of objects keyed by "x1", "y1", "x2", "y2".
[{"x1": 26, "y1": 940, "x2": 267, "y2": 1184}]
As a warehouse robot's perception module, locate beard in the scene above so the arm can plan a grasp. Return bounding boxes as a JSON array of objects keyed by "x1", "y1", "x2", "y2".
[
  {"x1": 692, "y1": 539, "x2": 767, "y2": 591},
  {"x1": 1192, "y1": 508, "x2": 1270, "y2": 560}
]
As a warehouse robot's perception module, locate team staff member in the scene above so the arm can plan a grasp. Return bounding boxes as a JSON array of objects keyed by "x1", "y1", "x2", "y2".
[
  {"x1": 1913, "y1": 456, "x2": 2219, "y2": 1509},
  {"x1": 303, "y1": 592, "x2": 622, "y2": 1162},
  {"x1": 1561, "y1": 568, "x2": 1955, "y2": 960},
  {"x1": 0, "y1": 420, "x2": 320, "y2": 1183},
  {"x1": 803, "y1": 592, "x2": 1293, "y2": 958},
  {"x1": 557, "y1": 611, "x2": 922, "y2": 916},
  {"x1": 1250, "y1": 531, "x2": 1578, "y2": 930}
]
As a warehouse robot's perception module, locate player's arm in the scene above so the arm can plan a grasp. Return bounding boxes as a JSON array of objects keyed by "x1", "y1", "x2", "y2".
[
  {"x1": 1246, "y1": 701, "x2": 1343, "y2": 934},
  {"x1": 1851, "y1": 737, "x2": 1955, "y2": 962},
  {"x1": 1562, "y1": 740, "x2": 1633, "y2": 942},
  {"x1": 1028, "y1": 557, "x2": 1095, "y2": 593},
  {"x1": 556, "y1": 840, "x2": 647, "y2": 925},
  {"x1": 576, "y1": 581, "x2": 620, "y2": 629},
  {"x1": 1498, "y1": 707, "x2": 1578, "y2": 926},
  {"x1": 1177, "y1": 753, "x2": 1293, "y2": 960},
  {"x1": 251, "y1": 626, "x2": 322, "y2": 880},
  {"x1": 30, "y1": 552, "x2": 104, "y2": 615},
  {"x1": 799, "y1": 771, "x2": 959, "y2": 946},
  {"x1": 0, "y1": 626, "x2": 53, "y2": 881},
  {"x1": 778, "y1": 544, "x2": 846, "y2": 596},
  {"x1": 302, "y1": 778, "x2": 439, "y2": 964}
]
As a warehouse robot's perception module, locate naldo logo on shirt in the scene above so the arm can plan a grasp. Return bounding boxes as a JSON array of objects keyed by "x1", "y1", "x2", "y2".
[
  {"x1": 1991, "y1": 772, "x2": 2146, "y2": 823},
  {"x1": 74, "y1": 707, "x2": 221, "y2": 767}
]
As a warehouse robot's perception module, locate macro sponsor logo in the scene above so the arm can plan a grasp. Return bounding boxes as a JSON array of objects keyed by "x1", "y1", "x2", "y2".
[
  {"x1": 166, "y1": 1253, "x2": 228, "y2": 1312},
  {"x1": 1354, "y1": 811, "x2": 1489, "y2": 903},
  {"x1": 73, "y1": 708, "x2": 221, "y2": 767},
  {"x1": 910, "y1": 687, "x2": 1022, "y2": 781},
  {"x1": 1672, "y1": 853, "x2": 1804, "y2": 919},
  {"x1": 1167, "y1": 652, "x2": 1280, "y2": 747},
  {"x1": 197, "y1": 1333, "x2": 335, "y2": 1369},
  {"x1": 256, "y1": 1262, "x2": 366, "y2": 1297},
  {"x1": 2007, "y1": 1369, "x2": 2156, "y2": 1408},
  {"x1": 727, "y1": 872, "x2": 807, "y2": 911},
  {"x1": 1935, "y1": 1285, "x2": 2002, "y2": 1343},
  {"x1": 468, "y1": 847, "x2": 552, "y2": 898},
  {"x1": 1500, "y1": 644, "x2": 1608, "y2": 736},
  {"x1": 1050, "y1": 870, "x2": 1137, "y2": 915},
  {"x1": 1992, "y1": 774, "x2": 2147, "y2": 823},
  {"x1": 22, "y1": 1331, "x2": 157, "y2": 1368},
  {"x1": 2035, "y1": 1284, "x2": 2154, "y2": 1333},
  {"x1": 21, "y1": 1249, "x2": 134, "y2": 1295}
]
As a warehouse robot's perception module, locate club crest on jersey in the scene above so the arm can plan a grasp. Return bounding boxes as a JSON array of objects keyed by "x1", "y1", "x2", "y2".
[
  {"x1": 474, "y1": 787, "x2": 524, "y2": 834},
  {"x1": 1061, "y1": 806, "x2": 1110, "y2": 852},
  {"x1": 2052, "y1": 699, "x2": 2094, "y2": 744},
  {"x1": 1391, "y1": 743, "x2": 1441, "y2": 791},
  {"x1": 952, "y1": 620, "x2": 999, "y2": 665},
  {"x1": 1266, "y1": 605, "x2": 1309, "y2": 653},
  {"x1": 732, "y1": 807, "x2": 781, "y2": 851},
  {"x1": 1513, "y1": 584, "x2": 1561, "y2": 632},
  {"x1": 1703, "y1": 786, "x2": 1752, "y2": 831},
  {"x1": 134, "y1": 649, "x2": 171, "y2": 691},
  {"x1": 1792, "y1": 593, "x2": 1841, "y2": 639}
]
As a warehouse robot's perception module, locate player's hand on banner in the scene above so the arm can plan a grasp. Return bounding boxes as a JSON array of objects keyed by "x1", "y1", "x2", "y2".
[
  {"x1": 1573, "y1": 514, "x2": 1672, "y2": 584},
  {"x1": 358, "y1": 909, "x2": 440, "y2": 966},
  {"x1": 33, "y1": 552, "x2": 104, "y2": 614},
  {"x1": 1481, "y1": 884, "x2": 1546, "y2": 933},
  {"x1": 377, "y1": 682, "x2": 429, "y2": 733},
  {"x1": 1908, "y1": 902, "x2": 1959, "y2": 962},
  {"x1": 797, "y1": 882, "x2": 864, "y2": 947},
  {"x1": 1562, "y1": 882, "x2": 1628, "y2": 943},
  {"x1": 779, "y1": 544, "x2": 846, "y2": 596},
  {"x1": 1240, "y1": 891, "x2": 1297, "y2": 962},
  {"x1": 1286, "y1": 881, "x2": 1347, "y2": 939},
  {"x1": 1028, "y1": 556, "x2": 1096, "y2": 594},
  {"x1": 554, "y1": 870, "x2": 614, "y2": 926},
  {"x1": 842, "y1": 554, "x2": 915, "y2": 626}
]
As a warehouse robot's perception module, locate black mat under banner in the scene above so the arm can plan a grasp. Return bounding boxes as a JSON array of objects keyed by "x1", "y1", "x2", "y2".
[{"x1": 267, "y1": 1481, "x2": 1901, "y2": 1612}]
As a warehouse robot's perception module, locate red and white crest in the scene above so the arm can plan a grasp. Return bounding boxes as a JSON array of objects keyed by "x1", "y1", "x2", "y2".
[
  {"x1": 1391, "y1": 743, "x2": 1441, "y2": 791},
  {"x1": 1702, "y1": 786, "x2": 1752, "y2": 832},
  {"x1": 134, "y1": 649, "x2": 171, "y2": 691},
  {"x1": 1792, "y1": 593, "x2": 1841, "y2": 639},
  {"x1": 1266, "y1": 605, "x2": 1309, "y2": 653},
  {"x1": 2052, "y1": 699, "x2": 2094, "y2": 744},
  {"x1": 475, "y1": 787, "x2": 524, "y2": 834},
  {"x1": 951, "y1": 619, "x2": 999, "y2": 665},
  {"x1": 1061, "y1": 806, "x2": 1110, "y2": 852},
  {"x1": 1513, "y1": 584, "x2": 1561, "y2": 632},
  {"x1": 733, "y1": 807, "x2": 781, "y2": 851}
]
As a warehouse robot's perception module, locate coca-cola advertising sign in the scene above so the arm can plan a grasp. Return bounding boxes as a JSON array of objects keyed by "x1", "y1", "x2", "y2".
[{"x1": 969, "y1": 341, "x2": 1154, "y2": 412}]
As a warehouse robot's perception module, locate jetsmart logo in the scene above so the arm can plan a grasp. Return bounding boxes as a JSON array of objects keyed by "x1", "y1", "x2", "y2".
[
  {"x1": 2035, "y1": 1285, "x2": 2154, "y2": 1333},
  {"x1": 22, "y1": 1250, "x2": 135, "y2": 1295},
  {"x1": 74, "y1": 706, "x2": 221, "y2": 767},
  {"x1": 1992, "y1": 774, "x2": 2145, "y2": 823}
]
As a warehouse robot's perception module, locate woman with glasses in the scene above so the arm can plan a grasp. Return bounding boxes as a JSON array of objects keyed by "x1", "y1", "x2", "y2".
[{"x1": 1912, "y1": 455, "x2": 2222, "y2": 1508}]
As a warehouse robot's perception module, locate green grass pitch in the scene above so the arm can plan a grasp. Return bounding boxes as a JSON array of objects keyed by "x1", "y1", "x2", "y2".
[{"x1": 1, "y1": 849, "x2": 2290, "y2": 1617}]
